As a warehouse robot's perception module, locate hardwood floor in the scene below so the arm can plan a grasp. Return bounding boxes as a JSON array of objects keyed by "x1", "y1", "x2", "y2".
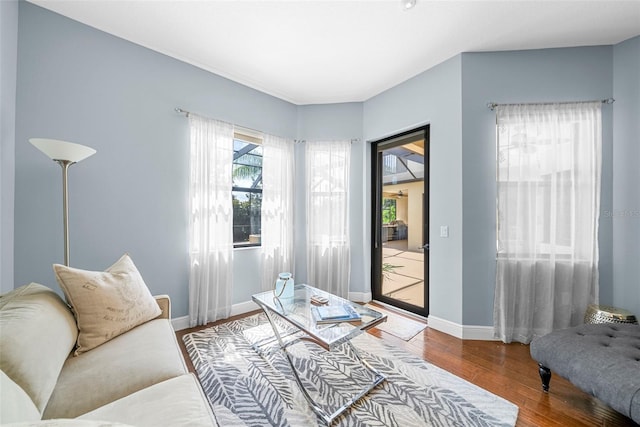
[{"x1": 175, "y1": 305, "x2": 637, "y2": 427}]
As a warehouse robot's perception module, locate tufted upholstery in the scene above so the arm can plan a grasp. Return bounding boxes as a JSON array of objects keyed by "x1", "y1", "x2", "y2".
[{"x1": 530, "y1": 323, "x2": 640, "y2": 424}]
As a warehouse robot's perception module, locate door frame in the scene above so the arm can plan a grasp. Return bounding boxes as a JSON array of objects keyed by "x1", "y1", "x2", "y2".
[{"x1": 371, "y1": 125, "x2": 430, "y2": 317}]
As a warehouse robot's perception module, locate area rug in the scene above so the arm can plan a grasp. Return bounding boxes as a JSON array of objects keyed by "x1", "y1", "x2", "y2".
[
  {"x1": 364, "y1": 303, "x2": 427, "y2": 341},
  {"x1": 183, "y1": 313, "x2": 518, "y2": 427}
]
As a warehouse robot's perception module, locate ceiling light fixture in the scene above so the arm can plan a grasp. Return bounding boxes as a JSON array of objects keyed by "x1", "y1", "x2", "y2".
[{"x1": 402, "y1": 0, "x2": 416, "y2": 11}]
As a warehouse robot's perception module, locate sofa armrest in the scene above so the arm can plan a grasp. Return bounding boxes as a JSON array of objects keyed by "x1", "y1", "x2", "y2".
[{"x1": 154, "y1": 295, "x2": 171, "y2": 320}]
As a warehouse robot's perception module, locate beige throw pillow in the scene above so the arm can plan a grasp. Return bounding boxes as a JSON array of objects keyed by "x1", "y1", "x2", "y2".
[{"x1": 54, "y1": 254, "x2": 161, "y2": 355}]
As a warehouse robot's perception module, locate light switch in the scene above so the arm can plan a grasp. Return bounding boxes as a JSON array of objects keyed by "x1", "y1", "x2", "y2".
[{"x1": 440, "y1": 225, "x2": 449, "y2": 238}]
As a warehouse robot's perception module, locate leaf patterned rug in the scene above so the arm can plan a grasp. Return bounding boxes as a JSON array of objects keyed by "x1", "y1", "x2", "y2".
[{"x1": 183, "y1": 313, "x2": 518, "y2": 427}]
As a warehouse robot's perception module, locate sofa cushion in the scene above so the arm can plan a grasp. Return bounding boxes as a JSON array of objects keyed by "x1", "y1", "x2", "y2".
[
  {"x1": 43, "y1": 318, "x2": 187, "y2": 419},
  {"x1": 0, "y1": 370, "x2": 41, "y2": 424},
  {"x1": 79, "y1": 374, "x2": 218, "y2": 427},
  {"x1": 0, "y1": 283, "x2": 77, "y2": 414},
  {"x1": 53, "y1": 253, "x2": 161, "y2": 355}
]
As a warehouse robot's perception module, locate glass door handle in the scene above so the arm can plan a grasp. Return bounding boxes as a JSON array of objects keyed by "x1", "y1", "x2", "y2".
[{"x1": 421, "y1": 244, "x2": 430, "y2": 250}]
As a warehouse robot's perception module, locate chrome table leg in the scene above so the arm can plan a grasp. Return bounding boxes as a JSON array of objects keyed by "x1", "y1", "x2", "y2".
[{"x1": 257, "y1": 307, "x2": 386, "y2": 425}]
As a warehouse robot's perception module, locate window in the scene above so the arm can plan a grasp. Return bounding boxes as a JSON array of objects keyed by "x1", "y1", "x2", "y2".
[
  {"x1": 496, "y1": 103, "x2": 601, "y2": 259},
  {"x1": 493, "y1": 102, "x2": 602, "y2": 343},
  {"x1": 232, "y1": 131, "x2": 263, "y2": 247},
  {"x1": 382, "y1": 198, "x2": 396, "y2": 224},
  {"x1": 496, "y1": 122, "x2": 575, "y2": 256}
]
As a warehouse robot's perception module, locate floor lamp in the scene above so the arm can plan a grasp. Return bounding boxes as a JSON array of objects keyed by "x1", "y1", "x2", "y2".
[{"x1": 30, "y1": 138, "x2": 96, "y2": 266}]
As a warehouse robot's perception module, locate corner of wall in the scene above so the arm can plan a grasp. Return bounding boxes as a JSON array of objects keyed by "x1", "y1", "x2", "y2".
[
  {"x1": 612, "y1": 35, "x2": 640, "y2": 316},
  {"x1": 0, "y1": 0, "x2": 19, "y2": 294}
]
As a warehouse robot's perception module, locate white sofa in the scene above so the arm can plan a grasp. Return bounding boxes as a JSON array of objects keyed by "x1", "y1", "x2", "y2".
[{"x1": 0, "y1": 282, "x2": 217, "y2": 427}]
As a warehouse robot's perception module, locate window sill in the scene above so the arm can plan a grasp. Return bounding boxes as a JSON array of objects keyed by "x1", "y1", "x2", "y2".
[{"x1": 233, "y1": 244, "x2": 261, "y2": 251}]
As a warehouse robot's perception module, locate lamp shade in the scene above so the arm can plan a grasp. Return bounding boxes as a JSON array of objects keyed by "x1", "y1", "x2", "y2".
[
  {"x1": 30, "y1": 138, "x2": 96, "y2": 163},
  {"x1": 402, "y1": 0, "x2": 416, "y2": 10}
]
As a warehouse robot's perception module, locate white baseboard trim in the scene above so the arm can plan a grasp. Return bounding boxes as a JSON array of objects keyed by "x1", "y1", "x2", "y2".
[
  {"x1": 463, "y1": 325, "x2": 499, "y2": 341},
  {"x1": 174, "y1": 296, "x2": 501, "y2": 341},
  {"x1": 172, "y1": 300, "x2": 261, "y2": 331},
  {"x1": 172, "y1": 316, "x2": 190, "y2": 331},
  {"x1": 349, "y1": 291, "x2": 373, "y2": 303},
  {"x1": 231, "y1": 300, "x2": 261, "y2": 317},
  {"x1": 427, "y1": 315, "x2": 499, "y2": 341}
]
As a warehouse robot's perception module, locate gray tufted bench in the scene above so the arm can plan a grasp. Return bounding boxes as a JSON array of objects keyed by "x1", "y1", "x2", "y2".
[{"x1": 530, "y1": 323, "x2": 640, "y2": 424}]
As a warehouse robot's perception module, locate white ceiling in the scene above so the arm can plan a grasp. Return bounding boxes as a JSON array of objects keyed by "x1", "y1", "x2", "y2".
[{"x1": 27, "y1": 0, "x2": 640, "y2": 105}]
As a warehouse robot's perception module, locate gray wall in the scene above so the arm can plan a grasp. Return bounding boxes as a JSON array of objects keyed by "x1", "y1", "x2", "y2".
[
  {"x1": 0, "y1": 0, "x2": 18, "y2": 294},
  {"x1": 460, "y1": 46, "x2": 615, "y2": 325},
  {"x1": 362, "y1": 45, "x2": 625, "y2": 327},
  {"x1": 10, "y1": 2, "x2": 638, "y2": 327},
  {"x1": 295, "y1": 103, "x2": 364, "y2": 293},
  {"x1": 13, "y1": 3, "x2": 366, "y2": 313},
  {"x1": 14, "y1": 2, "x2": 297, "y2": 315},
  {"x1": 612, "y1": 36, "x2": 640, "y2": 317},
  {"x1": 364, "y1": 55, "x2": 464, "y2": 323}
]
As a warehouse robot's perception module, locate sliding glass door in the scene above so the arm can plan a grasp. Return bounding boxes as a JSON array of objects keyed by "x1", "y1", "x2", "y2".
[{"x1": 372, "y1": 127, "x2": 429, "y2": 317}]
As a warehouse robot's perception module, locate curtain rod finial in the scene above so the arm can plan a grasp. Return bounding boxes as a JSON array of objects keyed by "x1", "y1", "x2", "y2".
[{"x1": 175, "y1": 107, "x2": 190, "y2": 117}]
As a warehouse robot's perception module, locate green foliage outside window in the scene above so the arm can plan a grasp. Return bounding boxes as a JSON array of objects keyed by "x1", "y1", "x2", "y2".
[
  {"x1": 382, "y1": 198, "x2": 396, "y2": 224},
  {"x1": 233, "y1": 139, "x2": 262, "y2": 246},
  {"x1": 233, "y1": 192, "x2": 261, "y2": 244}
]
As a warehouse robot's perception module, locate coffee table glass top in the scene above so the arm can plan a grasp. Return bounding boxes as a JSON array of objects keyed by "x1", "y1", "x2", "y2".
[{"x1": 252, "y1": 284, "x2": 387, "y2": 350}]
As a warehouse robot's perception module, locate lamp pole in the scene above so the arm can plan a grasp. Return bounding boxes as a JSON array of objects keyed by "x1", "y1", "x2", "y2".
[
  {"x1": 55, "y1": 159, "x2": 74, "y2": 266},
  {"x1": 30, "y1": 138, "x2": 96, "y2": 267}
]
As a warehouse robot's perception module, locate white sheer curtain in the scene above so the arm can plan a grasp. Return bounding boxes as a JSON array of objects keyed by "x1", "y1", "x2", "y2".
[
  {"x1": 188, "y1": 114, "x2": 234, "y2": 327},
  {"x1": 306, "y1": 140, "x2": 351, "y2": 298},
  {"x1": 260, "y1": 134, "x2": 295, "y2": 292},
  {"x1": 494, "y1": 102, "x2": 602, "y2": 344}
]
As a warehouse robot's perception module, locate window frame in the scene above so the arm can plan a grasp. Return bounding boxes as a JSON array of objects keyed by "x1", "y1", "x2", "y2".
[
  {"x1": 496, "y1": 118, "x2": 581, "y2": 259},
  {"x1": 232, "y1": 129, "x2": 264, "y2": 249}
]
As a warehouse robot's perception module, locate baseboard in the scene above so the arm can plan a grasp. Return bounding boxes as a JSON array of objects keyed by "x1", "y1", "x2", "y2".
[
  {"x1": 349, "y1": 291, "x2": 372, "y2": 303},
  {"x1": 172, "y1": 300, "x2": 260, "y2": 331},
  {"x1": 461, "y1": 324, "x2": 499, "y2": 341},
  {"x1": 231, "y1": 300, "x2": 260, "y2": 317},
  {"x1": 427, "y1": 315, "x2": 499, "y2": 341},
  {"x1": 172, "y1": 295, "x2": 501, "y2": 341},
  {"x1": 172, "y1": 316, "x2": 190, "y2": 331}
]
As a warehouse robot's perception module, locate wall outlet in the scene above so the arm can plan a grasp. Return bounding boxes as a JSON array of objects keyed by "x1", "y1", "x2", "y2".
[{"x1": 440, "y1": 225, "x2": 449, "y2": 238}]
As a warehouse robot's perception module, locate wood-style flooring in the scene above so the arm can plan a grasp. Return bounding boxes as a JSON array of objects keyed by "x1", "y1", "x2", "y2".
[{"x1": 176, "y1": 304, "x2": 637, "y2": 427}]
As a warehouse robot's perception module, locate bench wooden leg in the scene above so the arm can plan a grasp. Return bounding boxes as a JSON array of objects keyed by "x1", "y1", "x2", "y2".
[{"x1": 538, "y1": 364, "x2": 551, "y2": 392}]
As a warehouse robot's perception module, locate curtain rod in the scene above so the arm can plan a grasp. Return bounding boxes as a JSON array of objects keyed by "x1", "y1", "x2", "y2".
[
  {"x1": 295, "y1": 139, "x2": 360, "y2": 144},
  {"x1": 177, "y1": 108, "x2": 360, "y2": 144},
  {"x1": 486, "y1": 98, "x2": 614, "y2": 111},
  {"x1": 175, "y1": 107, "x2": 263, "y2": 137}
]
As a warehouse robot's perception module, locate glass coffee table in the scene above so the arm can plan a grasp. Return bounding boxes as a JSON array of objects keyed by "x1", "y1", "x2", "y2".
[{"x1": 252, "y1": 284, "x2": 387, "y2": 424}]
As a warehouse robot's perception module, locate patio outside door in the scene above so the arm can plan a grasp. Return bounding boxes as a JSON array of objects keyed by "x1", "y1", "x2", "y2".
[{"x1": 371, "y1": 127, "x2": 429, "y2": 317}]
